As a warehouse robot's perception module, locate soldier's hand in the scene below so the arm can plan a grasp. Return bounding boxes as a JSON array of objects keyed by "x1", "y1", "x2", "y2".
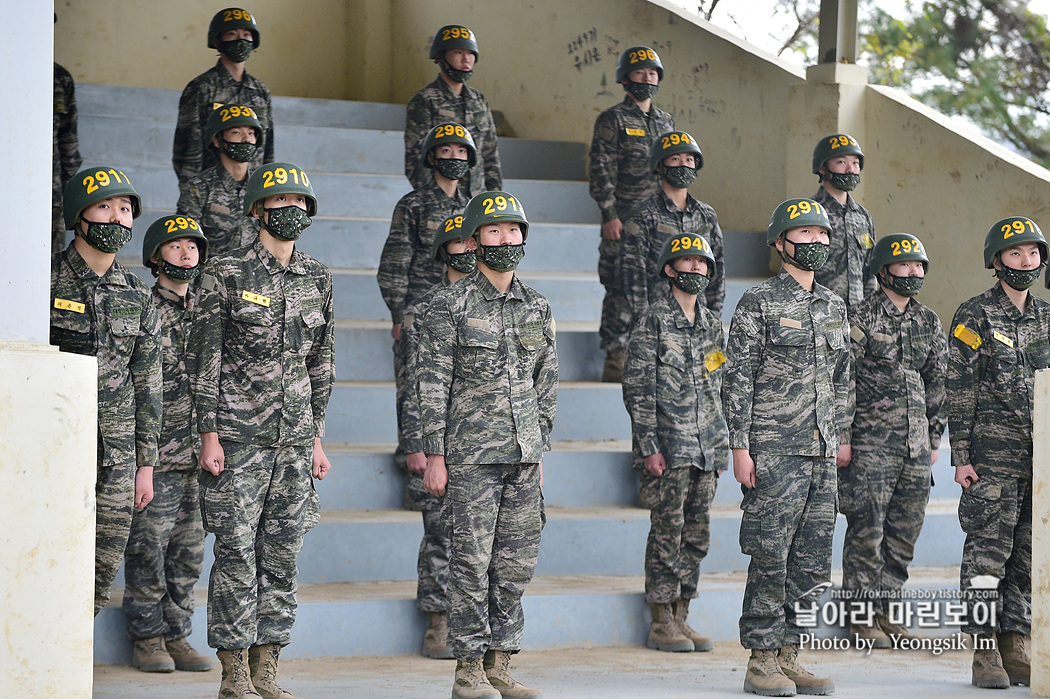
[
  {"x1": 424, "y1": 454, "x2": 448, "y2": 497},
  {"x1": 931, "y1": 450, "x2": 940, "y2": 465},
  {"x1": 199, "y1": 432, "x2": 225, "y2": 475},
  {"x1": 406, "y1": 451, "x2": 427, "y2": 474},
  {"x1": 601, "y1": 218, "x2": 623, "y2": 241},
  {"x1": 955, "y1": 464, "x2": 978, "y2": 489},
  {"x1": 391, "y1": 323, "x2": 402, "y2": 341},
  {"x1": 644, "y1": 454, "x2": 666, "y2": 477},
  {"x1": 134, "y1": 466, "x2": 154, "y2": 509},
  {"x1": 539, "y1": 461, "x2": 544, "y2": 488},
  {"x1": 733, "y1": 448, "x2": 756, "y2": 489},
  {"x1": 312, "y1": 437, "x2": 332, "y2": 480},
  {"x1": 836, "y1": 443, "x2": 852, "y2": 468}
]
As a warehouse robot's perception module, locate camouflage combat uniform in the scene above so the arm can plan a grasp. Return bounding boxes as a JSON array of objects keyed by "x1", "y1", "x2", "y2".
[
  {"x1": 722, "y1": 268, "x2": 850, "y2": 649},
  {"x1": 52, "y1": 63, "x2": 82, "y2": 256},
  {"x1": 621, "y1": 190, "x2": 725, "y2": 320},
  {"x1": 173, "y1": 61, "x2": 274, "y2": 186},
  {"x1": 176, "y1": 165, "x2": 260, "y2": 258},
  {"x1": 841, "y1": 289, "x2": 947, "y2": 613},
  {"x1": 50, "y1": 243, "x2": 162, "y2": 616},
  {"x1": 123, "y1": 285, "x2": 206, "y2": 642},
  {"x1": 622, "y1": 285, "x2": 728, "y2": 605},
  {"x1": 191, "y1": 240, "x2": 334, "y2": 649},
  {"x1": 404, "y1": 78, "x2": 501, "y2": 196},
  {"x1": 812, "y1": 187, "x2": 877, "y2": 307},
  {"x1": 417, "y1": 269, "x2": 558, "y2": 659},
  {"x1": 947, "y1": 283, "x2": 1050, "y2": 636},
  {"x1": 588, "y1": 95, "x2": 674, "y2": 354}
]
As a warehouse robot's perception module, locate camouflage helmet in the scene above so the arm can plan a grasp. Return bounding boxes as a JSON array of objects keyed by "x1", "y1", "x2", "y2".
[
  {"x1": 429, "y1": 24, "x2": 478, "y2": 60},
  {"x1": 657, "y1": 233, "x2": 717, "y2": 279},
  {"x1": 812, "y1": 133, "x2": 865, "y2": 174},
  {"x1": 421, "y1": 122, "x2": 478, "y2": 168},
  {"x1": 462, "y1": 191, "x2": 529, "y2": 242},
  {"x1": 142, "y1": 215, "x2": 208, "y2": 271},
  {"x1": 243, "y1": 162, "x2": 317, "y2": 216},
  {"x1": 204, "y1": 104, "x2": 263, "y2": 150},
  {"x1": 870, "y1": 233, "x2": 929, "y2": 275},
  {"x1": 63, "y1": 166, "x2": 142, "y2": 230},
  {"x1": 432, "y1": 214, "x2": 470, "y2": 261},
  {"x1": 984, "y1": 216, "x2": 1047, "y2": 269},
  {"x1": 766, "y1": 198, "x2": 831, "y2": 246},
  {"x1": 208, "y1": 8, "x2": 260, "y2": 49},
  {"x1": 615, "y1": 46, "x2": 664, "y2": 83},
  {"x1": 649, "y1": 131, "x2": 703, "y2": 173}
]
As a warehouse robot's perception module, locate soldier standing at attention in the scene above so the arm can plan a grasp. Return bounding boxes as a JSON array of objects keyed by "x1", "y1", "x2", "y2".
[
  {"x1": 621, "y1": 131, "x2": 724, "y2": 322},
  {"x1": 397, "y1": 214, "x2": 477, "y2": 660},
  {"x1": 177, "y1": 104, "x2": 263, "y2": 257},
  {"x1": 948, "y1": 217, "x2": 1050, "y2": 689},
  {"x1": 420, "y1": 192, "x2": 557, "y2": 699},
  {"x1": 192, "y1": 162, "x2": 334, "y2": 699},
  {"x1": 722, "y1": 199, "x2": 849, "y2": 697},
  {"x1": 404, "y1": 25, "x2": 501, "y2": 196},
  {"x1": 50, "y1": 167, "x2": 161, "y2": 617},
  {"x1": 622, "y1": 233, "x2": 727, "y2": 654},
  {"x1": 124, "y1": 216, "x2": 213, "y2": 674},
  {"x1": 589, "y1": 45, "x2": 675, "y2": 381},
  {"x1": 811, "y1": 133, "x2": 877, "y2": 306},
  {"x1": 173, "y1": 7, "x2": 274, "y2": 187},
  {"x1": 839, "y1": 233, "x2": 947, "y2": 647}
]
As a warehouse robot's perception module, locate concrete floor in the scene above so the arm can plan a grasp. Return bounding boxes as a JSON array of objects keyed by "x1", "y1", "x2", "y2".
[{"x1": 92, "y1": 641, "x2": 1013, "y2": 698}]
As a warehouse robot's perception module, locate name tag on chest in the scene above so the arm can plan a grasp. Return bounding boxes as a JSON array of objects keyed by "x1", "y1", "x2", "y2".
[{"x1": 242, "y1": 290, "x2": 271, "y2": 307}]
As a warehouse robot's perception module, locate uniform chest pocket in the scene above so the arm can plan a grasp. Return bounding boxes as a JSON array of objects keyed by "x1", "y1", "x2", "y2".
[
  {"x1": 517, "y1": 326, "x2": 545, "y2": 352},
  {"x1": 657, "y1": 342, "x2": 687, "y2": 372},
  {"x1": 825, "y1": 330, "x2": 845, "y2": 352},
  {"x1": 457, "y1": 325, "x2": 500, "y2": 373},
  {"x1": 292, "y1": 307, "x2": 326, "y2": 352},
  {"x1": 1027, "y1": 343, "x2": 1050, "y2": 370},
  {"x1": 229, "y1": 301, "x2": 275, "y2": 357},
  {"x1": 768, "y1": 322, "x2": 808, "y2": 349},
  {"x1": 867, "y1": 337, "x2": 899, "y2": 363},
  {"x1": 50, "y1": 311, "x2": 95, "y2": 356},
  {"x1": 162, "y1": 339, "x2": 180, "y2": 367}
]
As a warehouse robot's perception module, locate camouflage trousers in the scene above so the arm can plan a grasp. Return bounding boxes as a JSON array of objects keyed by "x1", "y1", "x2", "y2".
[
  {"x1": 638, "y1": 467, "x2": 718, "y2": 604},
  {"x1": 446, "y1": 463, "x2": 543, "y2": 659},
  {"x1": 401, "y1": 462, "x2": 451, "y2": 613},
  {"x1": 598, "y1": 236, "x2": 632, "y2": 353},
  {"x1": 94, "y1": 440, "x2": 136, "y2": 617},
  {"x1": 739, "y1": 454, "x2": 836, "y2": 649},
  {"x1": 200, "y1": 442, "x2": 321, "y2": 650},
  {"x1": 839, "y1": 451, "x2": 930, "y2": 614},
  {"x1": 123, "y1": 468, "x2": 206, "y2": 641},
  {"x1": 959, "y1": 470, "x2": 1032, "y2": 636},
  {"x1": 52, "y1": 206, "x2": 68, "y2": 258}
]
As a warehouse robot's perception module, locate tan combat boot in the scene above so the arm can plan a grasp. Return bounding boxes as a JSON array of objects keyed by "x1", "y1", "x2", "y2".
[
  {"x1": 452, "y1": 657, "x2": 501, "y2": 699},
  {"x1": 850, "y1": 619, "x2": 891, "y2": 649},
  {"x1": 484, "y1": 649, "x2": 543, "y2": 698},
  {"x1": 166, "y1": 636, "x2": 214, "y2": 672},
  {"x1": 422, "y1": 611, "x2": 454, "y2": 659},
  {"x1": 601, "y1": 349, "x2": 624, "y2": 383},
  {"x1": 131, "y1": 636, "x2": 175, "y2": 673},
  {"x1": 216, "y1": 648, "x2": 261, "y2": 699},
  {"x1": 996, "y1": 632, "x2": 1029, "y2": 686},
  {"x1": 743, "y1": 649, "x2": 796, "y2": 697},
  {"x1": 876, "y1": 615, "x2": 917, "y2": 642},
  {"x1": 647, "y1": 603, "x2": 694, "y2": 652},
  {"x1": 778, "y1": 645, "x2": 835, "y2": 695},
  {"x1": 248, "y1": 644, "x2": 302, "y2": 698},
  {"x1": 673, "y1": 599, "x2": 714, "y2": 651}
]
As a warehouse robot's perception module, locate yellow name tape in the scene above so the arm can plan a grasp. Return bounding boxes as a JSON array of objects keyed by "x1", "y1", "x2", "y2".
[
  {"x1": 54, "y1": 298, "x2": 85, "y2": 313},
  {"x1": 993, "y1": 331, "x2": 1014, "y2": 348},
  {"x1": 241, "y1": 290, "x2": 271, "y2": 307},
  {"x1": 953, "y1": 324, "x2": 981, "y2": 350},
  {"x1": 625, "y1": 128, "x2": 645, "y2": 137}
]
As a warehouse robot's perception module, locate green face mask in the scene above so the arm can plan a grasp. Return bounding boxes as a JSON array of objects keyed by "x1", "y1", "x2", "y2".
[
  {"x1": 220, "y1": 38, "x2": 254, "y2": 62},
  {"x1": 826, "y1": 172, "x2": 860, "y2": 192},
  {"x1": 671, "y1": 271, "x2": 709, "y2": 296},
  {"x1": 434, "y1": 158, "x2": 470, "y2": 181},
  {"x1": 783, "y1": 237, "x2": 830, "y2": 271},
  {"x1": 625, "y1": 80, "x2": 658, "y2": 101},
  {"x1": 160, "y1": 261, "x2": 201, "y2": 281},
  {"x1": 447, "y1": 250, "x2": 476, "y2": 274},
  {"x1": 663, "y1": 165, "x2": 697, "y2": 189},
  {"x1": 999, "y1": 264, "x2": 1042, "y2": 291},
  {"x1": 478, "y1": 243, "x2": 525, "y2": 272},
  {"x1": 223, "y1": 139, "x2": 258, "y2": 163},
  {"x1": 883, "y1": 271, "x2": 924, "y2": 297},
  {"x1": 262, "y1": 205, "x2": 312, "y2": 241},
  {"x1": 81, "y1": 219, "x2": 132, "y2": 253}
]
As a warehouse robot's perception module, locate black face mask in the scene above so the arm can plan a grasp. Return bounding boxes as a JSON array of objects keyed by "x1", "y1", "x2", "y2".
[
  {"x1": 825, "y1": 171, "x2": 860, "y2": 192},
  {"x1": 998, "y1": 263, "x2": 1043, "y2": 291},
  {"x1": 434, "y1": 157, "x2": 470, "y2": 181},
  {"x1": 160, "y1": 261, "x2": 202, "y2": 281},
  {"x1": 443, "y1": 64, "x2": 473, "y2": 83},
  {"x1": 223, "y1": 139, "x2": 258, "y2": 163},
  {"x1": 447, "y1": 251, "x2": 477, "y2": 274},
  {"x1": 881, "y1": 270, "x2": 924, "y2": 297},
  {"x1": 782, "y1": 237, "x2": 830, "y2": 271},
  {"x1": 477, "y1": 243, "x2": 525, "y2": 272},
  {"x1": 625, "y1": 80, "x2": 658, "y2": 101},
  {"x1": 81, "y1": 218, "x2": 132, "y2": 253},
  {"x1": 220, "y1": 38, "x2": 254, "y2": 62},
  {"x1": 262, "y1": 205, "x2": 312, "y2": 241}
]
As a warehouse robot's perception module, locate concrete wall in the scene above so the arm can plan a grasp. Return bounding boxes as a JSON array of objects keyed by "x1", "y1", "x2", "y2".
[{"x1": 1034, "y1": 370, "x2": 1050, "y2": 697}]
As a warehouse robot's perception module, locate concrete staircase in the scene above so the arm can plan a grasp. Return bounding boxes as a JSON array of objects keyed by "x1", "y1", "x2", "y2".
[{"x1": 78, "y1": 84, "x2": 964, "y2": 663}]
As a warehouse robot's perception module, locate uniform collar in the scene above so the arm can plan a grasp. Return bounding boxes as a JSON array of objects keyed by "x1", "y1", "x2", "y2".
[
  {"x1": 775, "y1": 265, "x2": 834, "y2": 304},
  {"x1": 253, "y1": 238, "x2": 308, "y2": 276},
  {"x1": 657, "y1": 187, "x2": 696, "y2": 214},
  {"x1": 876, "y1": 287, "x2": 912, "y2": 317},
  {"x1": 470, "y1": 267, "x2": 524, "y2": 301},
  {"x1": 64, "y1": 241, "x2": 130, "y2": 286},
  {"x1": 663, "y1": 284, "x2": 707, "y2": 330},
  {"x1": 992, "y1": 280, "x2": 1032, "y2": 320},
  {"x1": 154, "y1": 283, "x2": 192, "y2": 309},
  {"x1": 813, "y1": 185, "x2": 857, "y2": 212}
]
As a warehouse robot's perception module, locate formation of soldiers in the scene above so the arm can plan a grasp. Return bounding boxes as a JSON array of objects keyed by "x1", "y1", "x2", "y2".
[{"x1": 48, "y1": 7, "x2": 1050, "y2": 699}]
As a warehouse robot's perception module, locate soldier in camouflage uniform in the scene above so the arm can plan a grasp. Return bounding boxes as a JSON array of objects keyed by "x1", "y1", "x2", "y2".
[
  {"x1": 173, "y1": 8, "x2": 274, "y2": 187},
  {"x1": 948, "y1": 217, "x2": 1050, "y2": 689},
  {"x1": 589, "y1": 46, "x2": 675, "y2": 381},
  {"x1": 124, "y1": 216, "x2": 213, "y2": 675},
  {"x1": 811, "y1": 133, "x2": 877, "y2": 306},
  {"x1": 622, "y1": 233, "x2": 727, "y2": 655},
  {"x1": 722, "y1": 198, "x2": 849, "y2": 696},
  {"x1": 397, "y1": 214, "x2": 477, "y2": 660},
  {"x1": 177, "y1": 104, "x2": 263, "y2": 257},
  {"x1": 404, "y1": 25, "x2": 501, "y2": 196},
  {"x1": 840, "y1": 232, "x2": 947, "y2": 649},
  {"x1": 191, "y1": 162, "x2": 334, "y2": 699},
  {"x1": 621, "y1": 131, "x2": 724, "y2": 322},
  {"x1": 419, "y1": 192, "x2": 556, "y2": 699},
  {"x1": 52, "y1": 59, "x2": 82, "y2": 256},
  {"x1": 50, "y1": 167, "x2": 161, "y2": 617}
]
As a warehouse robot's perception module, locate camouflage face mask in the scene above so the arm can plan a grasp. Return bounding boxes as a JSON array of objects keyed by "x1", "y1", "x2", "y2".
[
  {"x1": 783, "y1": 237, "x2": 830, "y2": 271},
  {"x1": 663, "y1": 165, "x2": 697, "y2": 189},
  {"x1": 625, "y1": 80, "x2": 658, "y2": 101},
  {"x1": 223, "y1": 139, "x2": 257, "y2": 163},
  {"x1": 160, "y1": 260, "x2": 202, "y2": 281},
  {"x1": 434, "y1": 157, "x2": 470, "y2": 181},
  {"x1": 220, "y1": 39, "x2": 254, "y2": 63},
  {"x1": 262, "y1": 205, "x2": 312, "y2": 241},
  {"x1": 447, "y1": 250, "x2": 477, "y2": 274},
  {"x1": 998, "y1": 264, "x2": 1042, "y2": 291},
  {"x1": 81, "y1": 219, "x2": 132, "y2": 253},
  {"x1": 671, "y1": 271, "x2": 709, "y2": 296},
  {"x1": 827, "y1": 172, "x2": 860, "y2": 192},
  {"x1": 444, "y1": 65, "x2": 473, "y2": 83},
  {"x1": 884, "y1": 271, "x2": 924, "y2": 297},
  {"x1": 478, "y1": 243, "x2": 525, "y2": 272}
]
